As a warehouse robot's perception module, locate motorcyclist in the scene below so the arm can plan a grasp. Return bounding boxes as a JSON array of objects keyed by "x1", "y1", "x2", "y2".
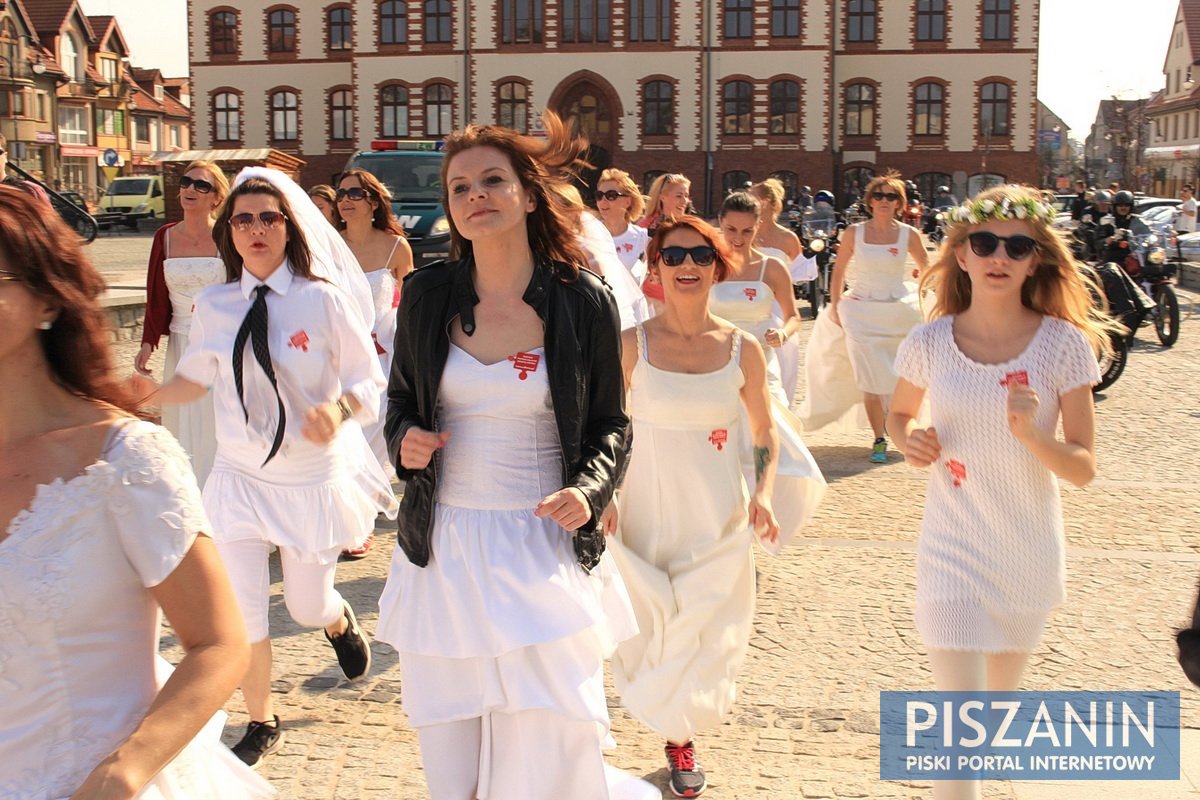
[
  {"x1": 1099, "y1": 190, "x2": 1150, "y2": 265},
  {"x1": 932, "y1": 185, "x2": 958, "y2": 208},
  {"x1": 806, "y1": 189, "x2": 837, "y2": 232},
  {"x1": 797, "y1": 185, "x2": 813, "y2": 209}
]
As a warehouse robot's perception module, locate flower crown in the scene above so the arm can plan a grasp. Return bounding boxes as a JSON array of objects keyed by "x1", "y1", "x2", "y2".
[{"x1": 947, "y1": 196, "x2": 1056, "y2": 225}]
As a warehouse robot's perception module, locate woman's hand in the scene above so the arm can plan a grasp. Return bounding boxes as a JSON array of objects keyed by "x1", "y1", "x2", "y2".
[
  {"x1": 302, "y1": 402, "x2": 342, "y2": 445},
  {"x1": 764, "y1": 328, "x2": 787, "y2": 348},
  {"x1": 399, "y1": 427, "x2": 451, "y2": 470},
  {"x1": 125, "y1": 373, "x2": 161, "y2": 406},
  {"x1": 535, "y1": 487, "x2": 592, "y2": 532},
  {"x1": 71, "y1": 756, "x2": 142, "y2": 800},
  {"x1": 828, "y1": 302, "x2": 842, "y2": 328},
  {"x1": 600, "y1": 500, "x2": 619, "y2": 536},
  {"x1": 1007, "y1": 383, "x2": 1041, "y2": 442},
  {"x1": 902, "y1": 426, "x2": 941, "y2": 467},
  {"x1": 748, "y1": 494, "x2": 780, "y2": 545},
  {"x1": 133, "y1": 344, "x2": 154, "y2": 377}
]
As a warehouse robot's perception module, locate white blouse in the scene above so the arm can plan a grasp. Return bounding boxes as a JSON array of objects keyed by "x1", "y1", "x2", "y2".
[{"x1": 175, "y1": 262, "x2": 385, "y2": 472}]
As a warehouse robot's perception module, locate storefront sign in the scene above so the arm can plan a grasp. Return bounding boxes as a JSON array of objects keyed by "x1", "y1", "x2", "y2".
[
  {"x1": 60, "y1": 146, "x2": 100, "y2": 157},
  {"x1": 35, "y1": 131, "x2": 57, "y2": 144}
]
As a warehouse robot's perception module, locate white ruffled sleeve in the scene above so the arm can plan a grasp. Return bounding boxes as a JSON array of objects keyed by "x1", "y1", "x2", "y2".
[
  {"x1": 1054, "y1": 320, "x2": 1102, "y2": 394},
  {"x1": 106, "y1": 421, "x2": 211, "y2": 588},
  {"x1": 895, "y1": 322, "x2": 931, "y2": 389}
]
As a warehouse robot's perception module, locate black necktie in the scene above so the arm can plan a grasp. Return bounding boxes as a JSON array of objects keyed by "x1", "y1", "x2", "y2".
[{"x1": 232, "y1": 285, "x2": 286, "y2": 465}]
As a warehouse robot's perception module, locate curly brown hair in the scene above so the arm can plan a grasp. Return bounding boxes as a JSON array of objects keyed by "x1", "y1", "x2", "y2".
[
  {"x1": 440, "y1": 110, "x2": 588, "y2": 273},
  {"x1": 0, "y1": 186, "x2": 139, "y2": 412}
]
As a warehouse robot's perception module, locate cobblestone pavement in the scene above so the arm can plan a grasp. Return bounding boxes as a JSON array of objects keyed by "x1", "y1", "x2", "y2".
[{"x1": 95, "y1": 234, "x2": 1200, "y2": 799}]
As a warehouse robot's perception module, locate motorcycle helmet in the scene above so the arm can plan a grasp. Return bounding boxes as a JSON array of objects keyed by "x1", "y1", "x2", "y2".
[
  {"x1": 1112, "y1": 190, "x2": 1135, "y2": 208},
  {"x1": 814, "y1": 189, "x2": 834, "y2": 205},
  {"x1": 1092, "y1": 189, "x2": 1111, "y2": 205},
  {"x1": 937, "y1": 185, "x2": 950, "y2": 194},
  {"x1": 801, "y1": 185, "x2": 811, "y2": 193}
]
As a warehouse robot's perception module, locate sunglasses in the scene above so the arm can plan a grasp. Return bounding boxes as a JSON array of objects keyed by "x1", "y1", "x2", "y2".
[
  {"x1": 0, "y1": 270, "x2": 21, "y2": 282},
  {"x1": 179, "y1": 175, "x2": 215, "y2": 194},
  {"x1": 659, "y1": 245, "x2": 718, "y2": 267},
  {"x1": 596, "y1": 190, "x2": 627, "y2": 201},
  {"x1": 871, "y1": 191, "x2": 902, "y2": 203},
  {"x1": 230, "y1": 211, "x2": 288, "y2": 232},
  {"x1": 967, "y1": 231, "x2": 1038, "y2": 260},
  {"x1": 335, "y1": 186, "x2": 371, "y2": 202}
]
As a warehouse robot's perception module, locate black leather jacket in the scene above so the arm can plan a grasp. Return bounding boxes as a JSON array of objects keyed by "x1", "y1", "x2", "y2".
[{"x1": 385, "y1": 256, "x2": 629, "y2": 572}]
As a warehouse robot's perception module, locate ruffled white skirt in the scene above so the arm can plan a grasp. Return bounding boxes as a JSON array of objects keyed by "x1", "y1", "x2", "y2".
[{"x1": 837, "y1": 289, "x2": 923, "y2": 395}]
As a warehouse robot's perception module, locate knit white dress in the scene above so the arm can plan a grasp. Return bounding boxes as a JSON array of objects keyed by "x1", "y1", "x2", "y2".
[{"x1": 894, "y1": 315, "x2": 1101, "y2": 651}]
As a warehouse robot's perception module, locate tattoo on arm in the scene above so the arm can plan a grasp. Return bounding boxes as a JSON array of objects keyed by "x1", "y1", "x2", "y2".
[{"x1": 754, "y1": 446, "x2": 772, "y2": 484}]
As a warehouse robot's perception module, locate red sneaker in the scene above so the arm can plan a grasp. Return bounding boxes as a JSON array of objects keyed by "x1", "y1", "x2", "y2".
[{"x1": 341, "y1": 535, "x2": 374, "y2": 560}]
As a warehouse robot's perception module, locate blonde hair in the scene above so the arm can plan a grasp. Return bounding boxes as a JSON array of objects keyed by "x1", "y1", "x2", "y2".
[
  {"x1": 642, "y1": 172, "x2": 691, "y2": 223},
  {"x1": 921, "y1": 184, "x2": 1123, "y2": 356},
  {"x1": 598, "y1": 167, "x2": 645, "y2": 222},
  {"x1": 864, "y1": 170, "x2": 905, "y2": 218},
  {"x1": 750, "y1": 178, "x2": 785, "y2": 215},
  {"x1": 182, "y1": 160, "x2": 230, "y2": 212}
]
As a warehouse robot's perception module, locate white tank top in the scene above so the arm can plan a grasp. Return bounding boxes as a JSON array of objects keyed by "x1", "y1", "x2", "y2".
[{"x1": 848, "y1": 223, "x2": 911, "y2": 300}]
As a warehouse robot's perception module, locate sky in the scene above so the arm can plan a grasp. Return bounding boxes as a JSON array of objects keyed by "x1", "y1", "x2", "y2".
[{"x1": 79, "y1": 0, "x2": 1180, "y2": 142}]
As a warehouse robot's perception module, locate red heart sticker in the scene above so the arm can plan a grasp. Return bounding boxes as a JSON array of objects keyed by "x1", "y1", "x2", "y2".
[
  {"x1": 946, "y1": 459, "x2": 967, "y2": 487},
  {"x1": 888, "y1": 247, "x2": 900, "y2": 256},
  {"x1": 508, "y1": 351, "x2": 540, "y2": 380},
  {"x1": 288, "y1": 330, "x2": 310, "y2": 352},
  {"x1": 1001, "y1": 370, "x2": 1029, "y2": 388},
  {"x1": 709, "y1": 429, "x2": 728, "y2": 450}
]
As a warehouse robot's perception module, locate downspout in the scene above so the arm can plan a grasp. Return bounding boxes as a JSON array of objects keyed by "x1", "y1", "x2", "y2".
[
  {"x1": 702, "y1": 2, "x2": 713, "y2": 216},
  {"x1": 828, "y1": 2, "x2": 838, "y2": 202},
  {"x1": 462, "y1": 2, "x2": 471, "y2": 123}
]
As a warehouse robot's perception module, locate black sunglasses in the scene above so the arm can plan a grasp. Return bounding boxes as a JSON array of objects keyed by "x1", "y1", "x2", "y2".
[
  {"x1": 967, "y1": 232, "x2": 1038, "y2": 260},
  {"x1": 230, "y1": 211, "x2": 288, "y2": 232},
  {"x1": 179, "y1": 175, "x2": 215, "y2": 194},
  {"x1": 659, "y1": 245, "x2": 717, "y2": 267},
  {"x1": 596, "y1": 190, "x2": 627, "y2": 201},
  {"x1": 336, "y1": 186, "x2": 371, "y2": 202},
  {"x1": 871, "y1": 191, "x2": 901, "y2": 203}
]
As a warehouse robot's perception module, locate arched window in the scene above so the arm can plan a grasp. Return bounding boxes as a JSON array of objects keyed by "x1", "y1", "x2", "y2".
[
  {"x1": 213, "y1": 92, "x2": 241, "y2": 141},
  {"x1": 722, "y1": 80, "x2": 752, "y2": 135},
  {"x1": 770, "y1": 171, "x2": 799, "y2": 203},
  {"x1": 424, "y1": 84, "x2": 453, "y2": 136},
  {"x1": 643, "y1": 170, "x2": 665, "y2": 193},
  {"x1": 60, "y1": 34, "x2": 80, "y2": 81},
  {"x1": 270, "y1": 90, "x2": 299, "y2": 140},
  {"x1": 980, "y1": 82, "x2": 1010, "y2": 137},
  {"x1": 380, "y1": 1, "x2": 407, "y2": 44},
  {"x1": 424, "y1": 0, "x2": 451, "y2": 43},
  {"x1": 845, "y1": 83, "x2": 875, "y2": 136},
  {"x1": 914, "y1": 172, "x2": 953, "y2": 205},
  {"x1": 914, "y1": 82, "x2": 944, "y2": 136},
  {"x1": 841, "y1": 166, "x2": 875, "y2": 204},
  {"x1": 769, "y1": 79, "x2": 799, "y2": 135},
  {"x1": 328, "y1": 7, "x2": 352, "y2": 51},
  {"x1": 643, "y1": 80, "x2": 673, "y2": 137},
  {"x1": 497, "y1": 81, "x2": 528, "y2": 133},
  {"x1": 380, "y1": 85, "x2": 409, "y2": 137},
  {"x1": 209, "y1": 11, "x2": 238, "y2": 56},
  {"x1": 329, "y1": 89, "x2": 353, "y2": 141},
  {"x1": 268, "y1": 9, "x2": 297, "y2": 53},
  {"x1": 723, "y1": 170, "x2": 751, "y2": 196}
]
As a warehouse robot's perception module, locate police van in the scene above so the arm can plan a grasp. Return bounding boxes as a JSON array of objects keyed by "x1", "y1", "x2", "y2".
[{"x1": 343, "y1": 140, "x2": 451, "y2": 266}]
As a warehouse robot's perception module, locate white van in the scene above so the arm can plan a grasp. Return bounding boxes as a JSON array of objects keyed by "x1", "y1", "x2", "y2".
[{"x1": 99, "y1": 175, "x2": 164, "y2": 227}]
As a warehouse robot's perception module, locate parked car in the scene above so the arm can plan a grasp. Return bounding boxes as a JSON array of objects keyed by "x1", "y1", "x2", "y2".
[{"x1": 1174, "y1": 230, "x2": 1200, "y2": 262}]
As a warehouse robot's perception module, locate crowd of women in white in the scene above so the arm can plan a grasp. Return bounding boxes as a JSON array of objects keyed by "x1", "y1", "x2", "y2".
[{"x1": 0, "y1": 109, "x2": 1114, "y2": 800}]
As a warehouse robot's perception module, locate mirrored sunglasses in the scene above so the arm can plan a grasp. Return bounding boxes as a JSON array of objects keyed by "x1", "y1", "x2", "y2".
[
  {"x1": 659, "y1": 245, "x2": 717, "y2": 267},
  {"x1": 230, "y1": 211, "x2": 288, "y2": 232},
  {"x1": 967, "y1": 231, "x2": 1037, "y2": 260},
  {"x1": 179, "y1": 175, "x2": 215, "y2": 194}
]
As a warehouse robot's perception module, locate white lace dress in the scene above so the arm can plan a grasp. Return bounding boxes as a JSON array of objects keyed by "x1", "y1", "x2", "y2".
[
  {"x1": 0, "y1": 421, "x2": 274, "y2": 800},
  {"x1": 162, "y1": 256, "x2": 224, "y2": 487}
]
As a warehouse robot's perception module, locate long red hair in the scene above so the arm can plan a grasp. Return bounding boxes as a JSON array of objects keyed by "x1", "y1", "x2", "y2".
[{"x1": 0, "y1": 186, "x2": 138, "y2": 412}]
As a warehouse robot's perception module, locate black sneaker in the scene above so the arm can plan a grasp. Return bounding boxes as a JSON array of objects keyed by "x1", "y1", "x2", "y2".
[
  {"x1": 231, "y1": 716, "x2": 283, "y2": 768},
  {"x1": 324, "y1": 601, "x2": 371, "y2": 681},
  {"x1": 665, "y1": 740, "x2": 706, "y2": 797}
]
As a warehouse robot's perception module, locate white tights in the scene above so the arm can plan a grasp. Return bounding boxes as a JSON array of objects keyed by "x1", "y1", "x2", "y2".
[
  {"x1": 926, "y1": 648, "x2": 1032, "y2": 800},
  {"x1": 216, "y1": 537, "x2": 345, "y2": 641}
]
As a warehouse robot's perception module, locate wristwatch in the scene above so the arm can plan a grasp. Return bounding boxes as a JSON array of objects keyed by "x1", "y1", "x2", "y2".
[{"x1": 335, "y1": 396, "x2": 353, "y2": 423}]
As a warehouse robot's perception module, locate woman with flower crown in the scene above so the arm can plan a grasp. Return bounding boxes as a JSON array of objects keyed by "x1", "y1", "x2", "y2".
[
  {"x1": 797, "y1": 171, "x2": 927, "y2": 462},
  {"x1": 887, "y1": 184, "x2": 1119, "y2": 800}
]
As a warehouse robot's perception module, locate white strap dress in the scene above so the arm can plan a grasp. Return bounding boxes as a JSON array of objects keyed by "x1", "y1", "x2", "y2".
[
  {"x1": 362, "y1": 238, "x2": 401, "y2": 479},
  {"x1": 161, "y1": 226, "x2": 223, "y2": 487},
  {"x1": 610, "y1": 326, "x2": 756, "y2": 744}
]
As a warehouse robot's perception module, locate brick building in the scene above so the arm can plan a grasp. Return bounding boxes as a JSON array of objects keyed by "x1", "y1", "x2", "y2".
[{"x1": 188, "y1": 0, "x2": 1040, "y2": 211}]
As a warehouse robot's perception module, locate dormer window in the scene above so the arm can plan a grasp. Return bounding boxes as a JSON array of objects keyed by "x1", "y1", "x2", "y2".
[{"x1": 60, "y1": 34, "x2": 81, "y2": 82}]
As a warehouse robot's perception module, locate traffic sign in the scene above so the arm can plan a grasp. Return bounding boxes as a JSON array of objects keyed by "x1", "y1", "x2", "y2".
[{"x1": 103, "y1": 148, "x2": 120, "y2": 167}]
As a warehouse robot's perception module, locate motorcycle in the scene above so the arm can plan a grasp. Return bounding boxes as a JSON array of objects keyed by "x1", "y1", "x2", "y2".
[
  {"x1": 1110, "y1": 228, "x2": 1181, "y2": 348},
  {"x1": 902, "y1": 200, "x2": 924, "y2": 229},
  {"x1": 793, "y1": 219, "x2": 841, "y2": 318}
]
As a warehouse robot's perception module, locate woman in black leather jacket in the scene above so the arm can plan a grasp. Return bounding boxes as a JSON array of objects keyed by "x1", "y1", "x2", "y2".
[{"x1": 376, "y1": 114, "x2": 654, "y2": 800}]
